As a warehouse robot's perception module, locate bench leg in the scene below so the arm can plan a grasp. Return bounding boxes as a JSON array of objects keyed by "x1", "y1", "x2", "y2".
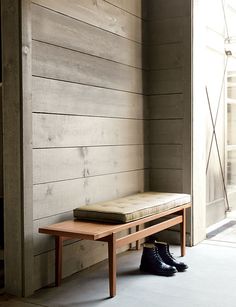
[
  {"x1": 180, "y1": 208, "x2": 186, "y2": 256},
  {"x1": 135, "y1": 225, "x2": 141, "y2": 250},
  {"x1": 55, "y1": 236, "x2": 63, "y2": 287},
  {"x1": 108, "y1": 233, "x2": 116, "y2": 298}
]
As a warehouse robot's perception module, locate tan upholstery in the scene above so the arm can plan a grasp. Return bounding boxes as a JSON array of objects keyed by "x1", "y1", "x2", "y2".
[{"x1": 73, "y1": 192, "x2": 191, "y2": 223}]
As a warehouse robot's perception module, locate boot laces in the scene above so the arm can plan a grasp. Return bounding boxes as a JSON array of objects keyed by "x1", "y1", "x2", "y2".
[
  {"x1": 153, "y1": 248, "x2": 163, "y2": 262},
  {"x1": 165, "y1": 246, "x2": 175, "y2": 260}
]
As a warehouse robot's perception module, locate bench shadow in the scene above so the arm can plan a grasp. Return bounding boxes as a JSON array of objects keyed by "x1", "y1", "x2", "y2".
[
  {"x1": 51, "y1": 297, "x2": 111, "y2": 307},
  {"x1": 61, "y1": 297, "x2": 111, "y2": 307},
  {"x1": 117, "y1": 268, "x2": 141, "y2": 277}
]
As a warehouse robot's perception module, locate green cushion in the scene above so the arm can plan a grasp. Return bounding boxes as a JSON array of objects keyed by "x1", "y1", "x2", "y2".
[{"x1": 73, "y1": 192, "x2": 191, "y2": 223}]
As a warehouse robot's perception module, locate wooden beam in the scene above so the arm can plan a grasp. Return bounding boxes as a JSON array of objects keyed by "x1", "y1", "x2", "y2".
[
  {"x1": 2, "y1": 0, "x2": 23, "y2": 296},
  {"x1": 116, "y1": 216, "x2": 183, "y2": 248},
  {"x1": 21, "y1": 0, "x2": 34, "y2": 297}
]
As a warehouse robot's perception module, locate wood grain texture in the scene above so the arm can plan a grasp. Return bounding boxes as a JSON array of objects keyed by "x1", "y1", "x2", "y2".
[
  {"x1": 34, "y1": 211, "x2": 129, "y2": 256},
  {"x1": 148, "y1": 94, "x2": 184, "y2": 119},
  {"x1": 33, "y1": 147, "x2": 85, "y2": 184},
  {"x1": 84, "y1": 170, "x2": 145, "y2": 205},
  {"x1": 32, "y1": 40, "x2": 142, "y2": 93},
  {"x1": 105, "y1": 0, "x2": 142, "y2": 17},
  {"x1": 148, "y1": 68, "x2": 184, "y2": 95},
  {"x1": 32, "y1": 4, "x2": 142, "y2": 68},
  {"x1": 21, "y1": 0, "x2": 34, "y2": 296},
  {"x1": 146, "y1": 0, "x2": 191, "y2": 20},
  {"x1": 34, "y1": 212, "x2": 74, "y2": 255},
  {"x1": 1, "y1": 0, "x2": 23, "y2": 296},
  {"x1": 33, "y1": 170, "x2": 144, "y2": 221},
  {"x1": 32, "y1": 77, "x2": 144, "y2": 119},
  {"x1": 147, "y1": 17, "x2": 190, "y2": 45},
  {"x1": 149, "y1": 119, "x2": 183, "y2": 144},
  {"x1": 150, "y1": 145, "x2": 183, "y2": 169},
  {"x1": 146, "y1": 43, "x2": 184, "y2": 70},
  {"x1": 33, "y1": 145, "x2": 144, "y2": 184},
  {"x1": 150, "y1": 169, "x2": 183, "y2": 193},
  {"x1": 32, "y1": 0, "x2": 142, "y2": 43},
  {"x1": 206, "y1": 198, "x2": 225, "y2": 228},
  {"x1": 33, "y1": 239, "x2": 108, "y2": 290},
  {"x1": 33, "y1": 114, "x2": 144, "y2": 148},
  {"x1": 33, "y1": 178, "x2": 85, "y2": 220}
]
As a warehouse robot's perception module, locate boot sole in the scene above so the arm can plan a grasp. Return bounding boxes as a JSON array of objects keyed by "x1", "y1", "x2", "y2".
[
  {"x1": 139, "y1": 266, "x2": 176, "y2": 277},
  {"x1": 176, "y1": 267, "x2": 188, "y2": 272}
]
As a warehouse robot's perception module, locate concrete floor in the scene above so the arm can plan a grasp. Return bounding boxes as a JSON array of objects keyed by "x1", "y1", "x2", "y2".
[{"x1": 1, "y1": 220, "x2": 236, "y2": 307}]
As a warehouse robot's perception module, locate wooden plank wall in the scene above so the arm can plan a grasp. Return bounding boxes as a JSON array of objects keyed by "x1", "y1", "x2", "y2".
[
  {"x1": 145, "y1": 0, "x2": 191, "y2": 195},
  {"x1": 31, "y1": 0, "x2": 146, "y2": 290},
  {"x1": 1, "y1": 0, "x2": 24, "y2": 295}
]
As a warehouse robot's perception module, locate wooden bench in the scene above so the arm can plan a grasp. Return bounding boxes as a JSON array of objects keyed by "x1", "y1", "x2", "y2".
[{"x1": 39, "y1": 193, "x2": 191, "y2": 298}]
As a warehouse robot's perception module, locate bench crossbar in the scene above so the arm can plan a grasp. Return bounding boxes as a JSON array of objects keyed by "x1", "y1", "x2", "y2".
[{"x1": 116, "y1": 215, "x2": 182, "y2": 248}]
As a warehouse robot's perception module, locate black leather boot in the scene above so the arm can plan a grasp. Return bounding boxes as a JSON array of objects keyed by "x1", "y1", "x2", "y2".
[
  {"x1": 140, "y1": 244, "x2": 177, "y2": 276},
  {"x1": 155, "y1": 242, "x2": 188, "y2": 272}
]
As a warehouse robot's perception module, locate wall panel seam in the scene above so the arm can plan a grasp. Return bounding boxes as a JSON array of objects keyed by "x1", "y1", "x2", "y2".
[
  {"x1": 32, "y1": 111, "x2": 144, "y2": 121},
  {"x1": 32, "y1": 144, "x2": 145, "y2": 150},
  {"x1": 32, "y1": 38, "x2": 144, "y2": 70},
  {"x1": 31, "y1": 75, "x2": 144, "y2": 95},
  {"x1": 31, "y1": 2, "x2": 143, "y2": 45},
  {"x1": 103, "y1": 0, "x2": 143, "y2": 19},
  {"x1": 33, "y1": 168, "x2": 147, "y2": 186}
]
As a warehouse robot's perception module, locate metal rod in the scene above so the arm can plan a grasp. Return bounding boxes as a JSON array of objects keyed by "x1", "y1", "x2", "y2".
[
  {"x1": 205, "y1": 86, "x2": 230, "y2": 212},
  {"x1": 206, "y1": 57, "x2": 228, "y2": 173},
  {"x1": 221, "y1": 0, "x2": 230, "y2": 41}
]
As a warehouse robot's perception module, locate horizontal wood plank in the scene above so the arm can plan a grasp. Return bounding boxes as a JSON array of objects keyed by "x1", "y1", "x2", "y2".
[
  {"x1": 32, "y1": 77, "x2": 144, "y2": 119},
  {"x1": 147, "y1": 68, "x2": 184, "y2": 95},
  {"x1": 145, "y1": 0, "x2": 191, "y2": 21},
  {"x1": 149, "y1": 119, "x2": 183, "y2": 144},
  {"x1": 146, "y1": 17, "x2": 190, "y2": 45},
  {"x1": 33, "y1": 114, "x2": 144, "y2": 148},
  {"x1": 148, "y1": 94, "x2": 184, "y2": 119},
  {"x1": 85, "y1": 170, "x2": 145, "y2": 206},
  {"x1": 33, "y1": 145, "x2": 144, "y2": 184},
  {"x1": 33, "y1": 239, "x2": 108, "y2": 290},
  {"x1": 33, "y1": 170, "x2": 145, "y2": 220},
  {"x1": 150, "y1": 169, "x2": 183, "y2": 193},
  {"x1": 32, "y1": 0, "x2": 142, "y2": 43},
  {"x1": 33, "y1": 170, "x2": 144, "y2": 253},
  {"x1": 105, "y1": 0, "x2": 142, "y2": 17},
  {"x1": 33, "y1": 178, "x2": 85, "y2": 220},
  {"x1": 34, "y1": 212, "x2": 74, "y2": 255},
  {"x1": 33, "y1": 147, "x2": 84, "y2": 184},
  {"x1": 32, "y1": 41, "x2": 142, "y2": 93},
  {"x1": 150, "y1": 144, "x2": 183, "y2": 169},
  {"x1": 32, "y1": 4, "x2": 142, "y2": 68},
  {"x1": 146, "y1": 43, "x2": 184, "y2": 70}
]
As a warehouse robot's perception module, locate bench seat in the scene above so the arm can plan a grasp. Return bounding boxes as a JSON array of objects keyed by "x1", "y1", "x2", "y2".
[
  {"x1": 73, "y1": 192, "x2": 191, "y2": 223},
  {"x1": 39, "y1": 192, "x2": 191, "y2": 298}
]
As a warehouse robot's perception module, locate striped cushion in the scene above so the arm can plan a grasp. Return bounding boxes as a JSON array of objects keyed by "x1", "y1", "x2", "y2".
[{"x1": 73, "y1": 192, "x2": 191, "y2": 223}]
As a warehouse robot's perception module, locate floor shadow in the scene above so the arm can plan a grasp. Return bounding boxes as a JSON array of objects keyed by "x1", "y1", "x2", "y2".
[
  {"x1": 45, "y1": 297, "x2": 111, "y2": 307},
  {"x1": 117, "y1": 268, "x2": 141, "y2": 277},
  {"x1": 207, "y1": 220, "x2": 236, "y2": 239}
]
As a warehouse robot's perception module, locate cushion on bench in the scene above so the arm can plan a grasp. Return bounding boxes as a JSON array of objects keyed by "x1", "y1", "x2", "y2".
[{"x1": 73, "y1": 192, "x2": 191, "y2": 224}]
